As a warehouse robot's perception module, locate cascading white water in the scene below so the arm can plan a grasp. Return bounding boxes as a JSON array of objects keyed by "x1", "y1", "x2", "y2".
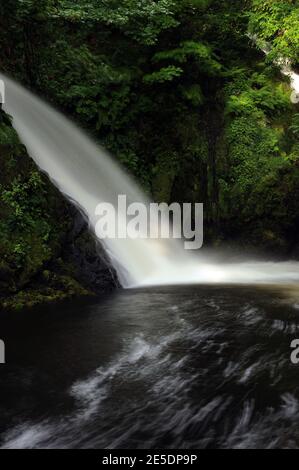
[
  {"x1": 0, "y1": 73, "x2": 193, "y2": 287},
  {"x1": 280, "y1": 61, "x2": 299, "y2": 103},
  {"x1": 254, "y1": 37, "x2": 299, "y2": 102},
  {"x1": 2, "y1": 73, "x2": 299, "y2": 287}
]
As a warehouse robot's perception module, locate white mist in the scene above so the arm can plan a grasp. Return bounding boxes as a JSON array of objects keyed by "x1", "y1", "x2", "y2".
[{"x1": 2, "y1": 74, "x2": 299, "y2": 288}]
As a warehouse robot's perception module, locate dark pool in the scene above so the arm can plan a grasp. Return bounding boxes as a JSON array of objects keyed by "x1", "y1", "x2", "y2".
[{"x1": 1, "y1": 285, "x2": 299, "y2": 449}]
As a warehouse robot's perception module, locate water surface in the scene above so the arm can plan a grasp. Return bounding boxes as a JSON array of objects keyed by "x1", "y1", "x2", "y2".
[{"x1": 1, "y1": 285, "x2": 299, "y2": 449}]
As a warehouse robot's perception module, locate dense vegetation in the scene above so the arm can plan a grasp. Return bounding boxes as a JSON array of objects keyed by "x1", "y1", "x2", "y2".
[{"x1": 0, "y1": 0, "x2": 298, "y2": 308}]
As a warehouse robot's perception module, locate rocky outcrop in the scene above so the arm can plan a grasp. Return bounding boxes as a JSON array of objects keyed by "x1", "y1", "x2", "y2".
[{"x1": 0, "y1": 110, "x2": 119, "y2": 311}]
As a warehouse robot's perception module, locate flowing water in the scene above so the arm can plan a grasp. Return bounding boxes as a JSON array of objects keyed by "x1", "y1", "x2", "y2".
[
  {"x1": 1, "y1": 73, "x2": 299, "y2": 449},
  {"x1": 281, "y1": 63, "x2": 299, "y2": 102},
  {"x1": 2, "y1": 74, "x2": 299, "y2": 288},
  {"x1": 1, "y1": 285, "x2": 299, "y2": 449},
  {"x1": 253, "y1": 36, "x2": 299, "y2": 103}
]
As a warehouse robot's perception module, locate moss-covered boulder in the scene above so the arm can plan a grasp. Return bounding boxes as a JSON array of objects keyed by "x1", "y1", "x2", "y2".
[{"x1": 0, "y1": 109, "x2": 118, "y2": 311}]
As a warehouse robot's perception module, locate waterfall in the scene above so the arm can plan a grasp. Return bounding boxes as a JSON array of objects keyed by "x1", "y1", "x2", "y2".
[
  {"x1": 280, "y1": 61, "x2": 299, "y2": 102},
  {"x1": 2, "y1": 74, "x2": 299, "y2": 288},
  {"x1": 251, "y1": 35, "x2": 299, "y2": 100},
  {"x1": 1, "y1": 73, "x2": 193, "y2": 287}
]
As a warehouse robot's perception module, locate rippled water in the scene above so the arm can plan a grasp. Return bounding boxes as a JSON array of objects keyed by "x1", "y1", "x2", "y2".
[{"x1": 1, "y1": 285, "x2": 299, "y2": 449}]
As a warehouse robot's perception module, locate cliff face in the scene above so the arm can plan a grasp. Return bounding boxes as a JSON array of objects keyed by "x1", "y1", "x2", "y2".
[
  {"x1": 0, "y1": 110, "x2": 118, "y2": 311},
  {"x1": 1, "y1": 1, "x2": 299, "y2": 311}
]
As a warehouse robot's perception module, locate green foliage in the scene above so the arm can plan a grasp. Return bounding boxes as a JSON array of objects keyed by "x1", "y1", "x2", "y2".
[
  {"x1": 219, "y1": 54, "x2": 299, "y2": 244},
  {"x1": 0, "y1": 124, "x2": 20, "y2": 146},
  {"x1": 153, "y1": 41, "x2": 222, "y2": 75},
  {"x1": 13, "y1": 0, "x2": 224, "y2": 186},
  {"x1": 53, "y1": 0, "x2": 180, "y2": 45},
  {"x1": 0, "y1": 117, "x2": 71, "y2": 293},
  {"x1": 1, "y1": 0, "x2": 299, "y2": 302},
  {"x1": 249, "y1": 0, "x2": 299, "y2": 63},
  {"x1": 0, "y1": 168, "x2": 53, "y2": 274},
  {"x1": 226, "y1": 82, "x2": 290, "y2": 116},
  {"x1": 181, "y1": 84, "x2": 204, "y2": 105},
  {"x1": 290, "y1": 114, "x2": 299, "y2": 136},
  {"x1": 143, "y1": 66, "x2": 183, "y2": 84}
]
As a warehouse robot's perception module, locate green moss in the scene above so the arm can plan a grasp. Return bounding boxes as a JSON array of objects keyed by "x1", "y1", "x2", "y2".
[
  {"x1": 0, "y1": 273, "x2": 94, "y2": 312},
  {"x1": 0, "y1": 111, "x2": 106, "y2": 311}
]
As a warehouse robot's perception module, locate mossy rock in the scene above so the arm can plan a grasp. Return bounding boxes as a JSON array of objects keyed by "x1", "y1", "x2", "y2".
[{"x1": 0, "y1": 111, "x2": 118, "y2": 312}]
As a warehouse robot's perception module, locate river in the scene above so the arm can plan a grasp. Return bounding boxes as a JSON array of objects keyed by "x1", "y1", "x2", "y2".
[{"x1": 1, "y1": 284, "x2": 299, "y2": 449}]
